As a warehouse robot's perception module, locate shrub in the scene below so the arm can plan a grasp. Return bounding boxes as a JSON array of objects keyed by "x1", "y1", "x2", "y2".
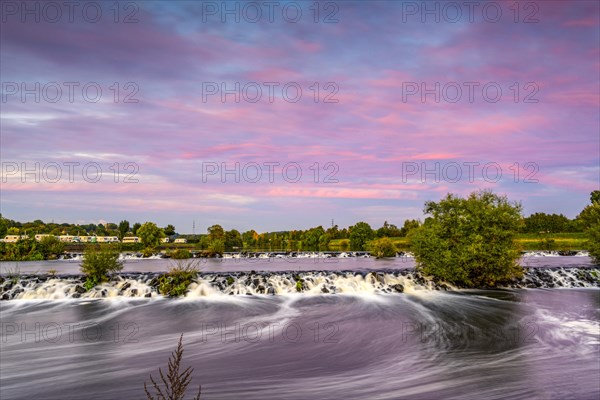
[
  {"x1": 411, "y1": 190, "x2": 524, "y2": 287},
  {"x1": 539, "y1": 237, "x2": 556, "y2": 251},
  {"x1": 171, "y1": 249, "x2": 191, "y2": 259},
  {"x1": 80, "y1": 245, "x2": 123, "y2": 289},
  {"x1": 144, "y1": 334, "x2": 201, "y2": 400},
  {"x1": 142, "y1": 247, "x2": 155, "y2": 258},
  {"x1": 39, "y1": 236, "x2": 65, "y2": 259},
  {"x1": 158, "y1": 259, "x2": 201, "y2": 297},
  {"x1": 370, "y1": 237, "x2": 397, "y2": 258}
]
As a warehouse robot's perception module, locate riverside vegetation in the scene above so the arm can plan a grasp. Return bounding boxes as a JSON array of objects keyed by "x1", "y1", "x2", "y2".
[
  {"x1": 1, "y1": 191, "x2": 599, "y2": 261},
  {"x1": 144, "y1": 334, "x2": 201, "y2": 400}
]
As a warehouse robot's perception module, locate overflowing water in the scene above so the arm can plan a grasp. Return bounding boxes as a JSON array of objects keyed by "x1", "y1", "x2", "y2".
[{"x1": 1, "y1": 257, "x2": 598, "y2": 399}]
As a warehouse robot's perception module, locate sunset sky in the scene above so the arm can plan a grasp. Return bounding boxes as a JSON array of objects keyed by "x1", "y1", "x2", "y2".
[{"x1": 1, "y1": 1, "x2": 599, "y2": 233}]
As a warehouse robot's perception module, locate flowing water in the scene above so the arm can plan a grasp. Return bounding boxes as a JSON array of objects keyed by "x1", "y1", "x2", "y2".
[{"x1": 1, "y1": 257, "x2": 599, "y2": 399}]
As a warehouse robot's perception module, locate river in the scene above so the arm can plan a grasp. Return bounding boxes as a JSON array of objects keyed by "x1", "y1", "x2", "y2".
[{"x1": 1, "y1": 257, "x2": 598, "y2": 399}]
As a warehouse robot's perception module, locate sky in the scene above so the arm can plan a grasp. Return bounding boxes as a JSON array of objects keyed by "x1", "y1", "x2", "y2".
[{"x1": 1, "y1": 0, "x2": 599, "y2": 233}]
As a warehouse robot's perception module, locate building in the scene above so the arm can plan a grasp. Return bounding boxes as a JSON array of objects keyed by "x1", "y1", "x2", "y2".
[
  {"x1": 34, "y1": 234, "x2": 51, "y2": 241},
  {"x1": 174, "y1": 238, "x2": 187, "y2": 244},
  {"x1": 122, "y1": 236, "x2": 140, "y2": 243},
  {"x1": 96, "y1": 236, "x2": 119, "y2": 243},
  {"x1": 161, "y1": 238, "x2": 170, "y2": 243},
  {"x1": 2, "y1": 235, "x2": 28, "y2": 243}
]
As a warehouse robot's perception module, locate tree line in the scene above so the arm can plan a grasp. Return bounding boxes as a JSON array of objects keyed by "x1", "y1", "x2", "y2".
[{"x1": 1, "y1": 190, "x2": 598, "y2": 260}]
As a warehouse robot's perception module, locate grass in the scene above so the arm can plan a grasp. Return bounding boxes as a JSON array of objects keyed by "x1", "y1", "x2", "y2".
[
  {"x1": 330, "y1": 233, "x2": 589, "y2": 252},
  {"x1": 144, "y1": 334, "x2": 201, "y2": 400}
]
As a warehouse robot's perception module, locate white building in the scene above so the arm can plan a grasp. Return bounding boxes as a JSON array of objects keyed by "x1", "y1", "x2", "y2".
[
  {"x1": 2, "y1": 235, "x2": 28, "y2": 243},
  {"x1": 174, "y1": 238, "x2": 187, "y2": 244},
  {"x1": 122, "y1": 236, "x2": 141, "y2": 243}
]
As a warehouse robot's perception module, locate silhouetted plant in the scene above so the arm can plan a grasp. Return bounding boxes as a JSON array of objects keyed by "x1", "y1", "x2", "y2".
[{"x1": 144, "y1": 334, "x2": 201, "y2": 400}]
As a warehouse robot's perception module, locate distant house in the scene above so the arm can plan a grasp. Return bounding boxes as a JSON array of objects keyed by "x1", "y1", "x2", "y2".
[
  {"x1": 161, "y1": 238, "x2": 170, "y2": 243},
  {"x1": 2, "y1": 235, "x2": 28, "y2": 243},
  {"x1": 122, "y1": 236, "x2": 140, "y2": 243},
  {"x1": 59, "y1": 235, "x2": 75, "y2": 242},
  {"x1": 96, "y1": 236, "x2": 119, "y2": 243},
  {"x1": 34, "y1": 234, "x2": 51, "y2": 241},
  {"x1": 174, "y1": 238, "x2": 187, "y2": 244}
]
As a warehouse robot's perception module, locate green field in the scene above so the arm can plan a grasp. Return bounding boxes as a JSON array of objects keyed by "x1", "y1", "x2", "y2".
[{"x1": 330, "y1": 232, "x2": 590, "y2": 252}]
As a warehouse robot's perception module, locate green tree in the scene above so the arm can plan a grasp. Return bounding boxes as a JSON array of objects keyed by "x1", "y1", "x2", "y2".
[
  {"x1": 242, "y1": 230, "x2": 258, "y2": 250},
  {"x1": 586, "y1": 221, "x2": 600, "y2": 265},
  {"x1": 370, "y1": 237, "x2": 397, "y2": 258},
  {"x1": 224, "y1": 229, "x2": 242, "y2": 252},
  {"x1": 80, "y1": 245, "x2": 123, "y2": 289},
  {"x1": 410, "y1": 190, "x2": 524, "y2": 287},
  {"x1": 0, "y1": 215, "x2": 8, "y2": 238},
  {"x1": 302, "y1": 226, "x2": 325, "y2": 251},
  {"x1": 349, "y1": 222, "x2": 374, "y2": 251},
  {"x1": 523, "y1": 213, "x2": 574, "y2": 233},
  {"x1": 399, "y1": 219, "x2": 421, "y2": 236},
  {"x1": 591, "y1": 190, "x2": 600, "y2": 204},
  {"x1": 118, "y1": 220, "x2": 130, "y2": 240},
  {"x1": 376, "y1": 221, "x2": 401, "y2": 238},
  {"x1": 580, "y1": 193, "x2": 600, "y2": 264},
  {"x1": 164, "y1": 224, "x2": 176, "y2": 237},
  {"x1": 137, "y1": 222, "x2": 165, "y2": 248},
  {"x1": 132, "y1": 222, "x2": 142, "y2": 235},
  {"x1": 318, "y1": 233, "x2": 331, "y2": 251},
  {"x1": 207, "y1": 225, "x2": 225, "y2": 241}
]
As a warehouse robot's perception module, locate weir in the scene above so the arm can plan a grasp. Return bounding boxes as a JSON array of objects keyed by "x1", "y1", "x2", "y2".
[{"x1": 1, "y1": 267, "x2": 598, "y2": 300}]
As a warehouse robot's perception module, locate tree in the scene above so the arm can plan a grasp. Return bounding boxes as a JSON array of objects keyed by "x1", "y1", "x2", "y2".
[
  {"x1": 349, "y1": 222, "x2": 374, "y2": 251},
  {"x1": 580, "y1": 192, "x2": 600, "y2": 264},
  {"x1": 370, "y1": 237, "x2": 397, "y2": 258},
  {"x1": 80, "y1": 245, "x2": 123, "y2": 290},
  {"x1": 410, "y1": 190, "x2": 524, "y2": 287},
  {"x1": 399, "y1": 219, "x2": 421, "y2": 236},
  {"x1": 224, "y1": 229, "x2": 242, "y2": 252},
  {"x1": 132, "y1": 222, "x2": 142, "y2": 235},
  {"x1": 0, "y1": 215, "x2": 8, "y2": 238},
  {"x1": 242, "y1": 230, "x2": 258, "y2": 250},
  {"x1": 376, "y1": 221, "x2": 401, "y2": 238},
  {"x1": 586, "y1": 220, "x2": 600, "y2": 265},
  {"x1": 137, "y1": 222, "x2": 165, "y2": 248},
  {"x1": 318, "y1": 233, "x2": 331, "y2": 251},
  {"x1": 591, "y1": 190, "x2": 600, "y2": 204},
  {"x1": 118, "y1": 220, "x2": 130, "y2": 240},
  {"x1": 207, "y1": 225, "x2": 224, "y2": 241},
  {"x1": 302, "y1": 226, "x2": 325, "y2": 251},
  {"x1": 164, "y1": 224, "x2": 176, "y2": 237},
  {"x1": 523, "y1": 213, "x2": 574, "y2": 233}
]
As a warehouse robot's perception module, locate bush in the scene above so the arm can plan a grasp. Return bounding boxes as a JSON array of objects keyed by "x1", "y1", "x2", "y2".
[
  {"x1": 171, "y1": 249, "x2": 191, "y2": 259},
  {"x1": 80, "y1": 245, "x2": 123, "y2": 289},
  {"x1": 38, "y1": 236, "x2": 65, "y2": 259},
  {"x1": 142, "y1": 247, "x2": 155, "y2": 258},
  {"x1": 370, "y1": 237, "x2": 397, "y2": 258},
  {"x1": 158, "y1": 260, "x2": 201, "y2": 297},
  {"x1": 411, "y1": 190, "x2": 524, "y2": 287}
]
